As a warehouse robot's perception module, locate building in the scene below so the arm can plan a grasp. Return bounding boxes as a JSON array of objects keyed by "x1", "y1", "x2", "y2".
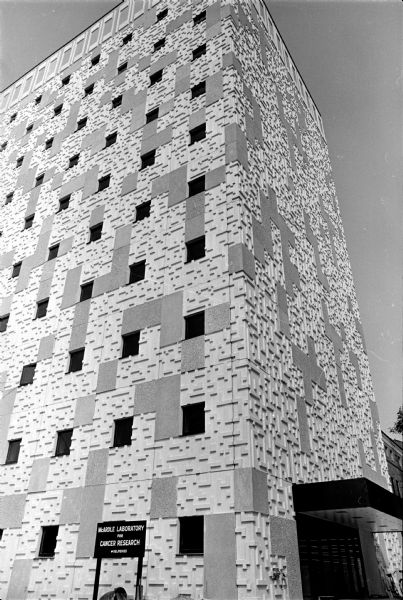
[
  {"x1": 383, "y1": 431, "x2": 403, "y2": 498},
  {"x1": 0, "y1": 1, "x2": 401, "y2": 599}
]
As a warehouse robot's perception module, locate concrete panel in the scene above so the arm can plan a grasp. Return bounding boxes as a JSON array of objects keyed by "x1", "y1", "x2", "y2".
[
  {"x1": 225, "y1": 123, "x2": 248, "y2": 171},
  {"x1": 296, "y1": 397, "x2": 310, "y2": 454},
  {"x1": 270, "y1": 517, "x2": 303, "y2": 600},
  {"x1": 89, "y1": 205, "x2": 105, "y2": 227},
  {"x1": 189, "y1": 107, "x2": 205, "y2": 131},
  {"x1": 206, "y1": 303, "x2": 230, "y2": 335},
  {"x1": 175, "y1": 63, "x2": 191, "y2": 95},
  {"x1": 204, "y1": 513, "x2": 237, "y2": 599},
  {"x1": 160, "y1": 291, "x2": 183, "y2": 347},
  {"x1": 168, "y1": 164, "x2": 188, "y2": 207},
  {"x1": 59, "y1": 236, "x2": 74, "y2": 256},
  {"x1": 37, "y1": 334, "x2": 55, "y2": 362},
  {"x1": 0, "y1": 494, "x2": 26, "y2": 528},
  {"x1": 122, "y1": 298, "x2": 161, "y2": 335},
  {"x1": 74, "y1": 395, "x2": 96, "y2": 427},
  {"x1": 0, "y1": 387, "x2": 17, "y2": 417},
  {"x1": 186, "y1": 193, "x2": 205, "y2": 220},
  {"x1": 206, "y1": 165, "x2": 226, "y2": 190},
  {"x1": 58, "y1": 173, "x2": 85, "y2": 199},
  {"x1": 134, "y1": 374, "x2": 181, "y2": 440},
  {"x1": 234, "y1": 468, "x2": 269, "y2": 514},
  {"x1": 61, "y1": 265, "x2": 82, "y2": 309},
  {"x1": 114, "y1": 224, "x2": 132, "y2": 249},
  {"x1": 121, "y1": 172, "x2": 138, "y2": 196},
  {"x1": 206, "y1": 71, "x2": 223, "y2": 107},
  {"x1": 151, "y1": 172, "x2": 170, "y2": 197},
  {"x1": 359, "y1": 528, "x2": 386, "y2": 597},
  {"x1": 185, "y1": 214, "x2": 204, "y2": 242},
  {"x1": 181, "y1": 337, "x2": 205, "y2": 372},
  {"x1": 0, "y1": 250, "x2": 15, "y2": 270},
  {"x1": 0, "y1": 412, "x2": 11, "y2": 464},
  {"x1": 28, "y1": 457, "x2": 50, "y2": 493},
  {"x1": 85, "y1": 449, "x2": 109, "y2": 487},
  {"x1": 82, "y1": 165, "x2": 100, "y2": 200},
  {"x1": 59, "y1": 486, "x2": 83, "y2": 525},
  {"x1": 6, "y1": 559, "x2": 33, "y2": 600},
  {"x1": 69, "y1": 323, "x2": 88, "y2": 351},
  {"x1": 110, "y1": 245, "x2": 130, "y2": 289},
  {"x1": 228, "y1": 243, "x2": 255, "y2": 280},
  {"x1": 96, "y1": 359, "x2": 118, "y2": 394},
  {"x1": 76, "y1": 484, "x2": 105, "y2": 558},
  {"x1": 150, "y1": 476, "x2": 178, "y2": 518}
]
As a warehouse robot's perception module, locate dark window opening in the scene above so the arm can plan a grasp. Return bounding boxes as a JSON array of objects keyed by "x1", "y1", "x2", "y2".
[
  {"x1": 122, "y1": 32, "x2": 132, "y2": 45},
  {"x1": 36, "y1": 299, "x2": 49, "y2": 319},
  {"x1": 89, "y1": 223, "x2": 103, "y2": 243},
  {"x1": 193, "y1": 10, "x2": 206, "y2": 26},
  {"x1": 35, "y1": 95, "x2": 42, "y2": 105},
  {"x1": 55, "y1": 429, "x2": 73, "y2": 457},
  {"x1": 84, "y1": 83, "x2": 94, "y2": 96},
  {"x1": 16, "y1": 156, "x2": 24, "y2": 168},
  {"x1": 105, "y1": 132, "x2": 117, "y2": 148},
  {"x1": 192, "y1": 44, "x2": 206, "y2": 61},
  {"x1": 35, "y1": 173, "x2": 45, "y2": 186},
  {"x1": 91, "y1": 54, "x2": 100, "y2": 66},
  {"x1": 179, "y1": 516, "x2": 204, "y2": 554},
  {"x1": 186, "y1": 236, "x2": 205, "y2": 262},
  {"x1": 5, "y1": 439, "x2": 21, "y2": 465},
  {"x1": 58, "y1": 195, "x2": 70, "y2": 212},
  {"x1": 12, "y1": 262, "x2": 22, "y2": 278},
  {"x1": 61, "y1": 75, "x2": 71, "y2": 86},
  {"x1": 1, "y1": 141, "x2": 7, "y2": 151},
  {"x1": 26, "y1": 123, "x2": 33, "y2": 134},
  {"x1": 5, "y1": 192, "x2": 14, "y2": 205},
  {"x1": 54, "y1": 104, "x2": 63, "y2": 117},
  {"x1": 68, "y1": 349, "x2": 84, "y2": 373},
  {"x1": 182, "y1": 402, "x2": 205, "y2": 436},
  {"x1": 189, "y1": 123, "x2": 206, "y2": 145},
  {"x1": 76, "y1": 117, "x2": 87, "y2": 131},
  {"x1": 20, "y1": 363, "x2": 37, "y2": 386},
  {"x1": 135, "y1": 201, "x2": 151, "y2": 222},
  {"x1": 0, "y1": 314, "x2": 10, "y2": 332},
  {"x1": 48, "y1": 244, "x2": 59, "y2": 261},
  {"x1": 112, "y1": 95, "x2": 123, "y2": 109},
  {"x1": 156, "y1": 8, "x2": 168, "y2": 21},
  {"x1": 39, "y1": 526, "x2": 59, "y2": 558},
  {"x1": 146, "y1": 107, "x2": 159, "y2": 123},
  {"x1": 24, "y1": 215, "x2": 34, "y2": 230},
  {"x1": 122, "y1": 331, "x2": 140, "y2": 358},
  {"x1": 113, "y1": 416, "x2": 133, "y2": 447},
  {"x1": 140, "y1": 149, "x2": 156, "y2": 170},
  {"x1": 129, "y1": 260, "x2": 146, "y2": 284},
  {"x1": 185, "y1": 311, "x2": 205, "y2": 339},
  {"x1": 10, "y1": 113, "x2": 17, "y2": 123},
  {"x1": 45, "y1": 137, "x2": 54, "y2": 150},
  {"x1": 188, "y1": 175, "x2": 205, "y2": 197},
  {"x1": 117, "y1": 62, "x2": 128, "y2": 75},
  {"x1": 80, "y1": 281, "x2": 94, "y2": 302},
  {"x1": 149, "y1": 69, "x2": 163, "y2": 86},
  {"x1": 191, "y1": 81, "x2": 206, "y2": 99},
  {"x1": 68, "y1": 154, "x2": 79, "y2": 169},
  {"x1": 153, "y1": 38, "x2": 165, "y2": 52},
  {"x1": 98, "y1": 174, "x2": 110, "y2": 192}
]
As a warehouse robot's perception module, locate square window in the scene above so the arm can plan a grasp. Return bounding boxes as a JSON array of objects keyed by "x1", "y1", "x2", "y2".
[
  {"x1": 192, "y1": 44, "x2": 206, "y2": 61},
  {"x1": 129, "y1": 260, "x2": 146, "y2": 284},
  {"x1": 182, "y1": 402, "x2": 205, "y2": 436},
  {"x1": 5, "y1": 192, "x2": 14, "y2": 205},
  {"x1": 185, "y1": 311, "x2": 204, "y2": 339},
  {"x1": 98, "y1": 175, "x2": 110, "y2": 192},
  {"x1": 186, "y1": 236, "x2": 205, "y2": 263},
  {"x1": 58, "y1": 195, "x2": 70, "y2": 212},
  {"x1": 24, "y1": 215, "x2": 34, "y2": 230},
  {"x1": 188, "y1": 175, "x2": 205, "y2": 197},
  {"x1": 91, "y1": 54, "x2": 100, "y2": 66},
  {"x1": 149, "y1": 69, "x2": 163, "y2": 86},
  {"x1": 122, "y1": 32, "x2": 132, "y2": 45},
  {"x1": 20, "y1": 363, "x2": 37, "y2": 386},
  {"x1": 61, "y1": 74, "x2": 70, "y2": 86},
  {"x1": 112, "y1": 95, "x2": 123, "y2": 109},
  {"x1": 121, "y1": 331, "x2": 140, "y2": 358},
  {"x1": 113, "y1": 417, "x2": 133, "y2": 447},
  {"x1": 117, "y1": 62, "x2": 128, "y2": 75},
  {"x1": 76, "y1": 117, "x2": 87, "y2": 131},
  {"x1": 48, "y1": 244, "x2": 59, "y2": 261},
  {"x1": 179, "y1": 516, "x2": 204, "y2": 555},
  {"x1": 68, "y1": 349, "x2": 84, "y2": 373},
  {"x1": 0, "y1": 314, "x2": 10, "y2": 332},
  {"x1": 105, "y1": 132, "x2": 117, "y2": 148},
  {"x1": 140, "y1": 150, "x2": 156, "y2": 170},
  {"x1": 84, "y1": 83, "x2": 94, "y2": 96},
  {"x1": 146, "y1": 107, "x2": 159, "y2": 123},
  {"x1": 135, "y1": 201, "x2": 151, "y2": 222},
  {"x1": 55, "y1": 429, "x2": 73, "y2": 457},
  {"x1": 26, "y1": 123, "x2": 33, "y2": 134},
  {"x1": 39, "y1": 526, "x2": 59, "y2": 558},
  {"x1": 12, "y1": 261, "x2": 22, "y2": 278},
  {"x1": 191, "y1": 81, "x2": 206, "y2": 99},
  {"x1": 80, "y1": 281, "x2": 93, "y2": 302},
  {"x1": 153, "y1": 38, "x2": 165, "y2": 52},
  {"x1": 45, "y1": 137, "x2": 54, "y2": 150},
  {"x1": 10, "y1": 112, "x2": 17, "y2": 123},
  {"x1": 35, "y1": 95, "x2": 42, "y2": 105},
  {"x1": 89, "y1": 223, "x2": 103, "y2": 242},
  {"x1": 193, "y1": 10, "x2": 206, "y2": 26},
  {"x1": 16, "y1": 156, "x2": 24, "y2": 168},
  {"x1": 5, "y1": 439, "x2": 21, "y2": 465},
  {"x1": 156, "y1": 8, "x2": 168, "y2": 21},
  {"x1": 35, "y1": 299, "x2": 49, "y2": 319},
  {"x1": 68, "y1": 154, "x2": 79, "y2": 169},
  {"x1": 35, "y1": 173, "x2": 45, "y2": 186},
  {"x1": 189, "y1": 123, "x2": 206, "y2": 145},
  {"x1": 54, "y1": 104, "x2": 63, "y2": 117}
]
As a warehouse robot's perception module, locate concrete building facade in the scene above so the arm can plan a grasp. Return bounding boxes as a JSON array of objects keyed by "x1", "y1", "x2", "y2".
[{"x1": 0, "y1": 1, "x2": 401, "y2": 599}]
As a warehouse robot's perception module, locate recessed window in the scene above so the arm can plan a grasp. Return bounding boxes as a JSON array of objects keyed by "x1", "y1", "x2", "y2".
[
  {"x1": 35, "y1": 95, "x2": 42, "y2": 105},
  {"x1": 80, "y1": 281, "x2": 93, "y2": 302},
  {"x1": 61, "y1": 74, "x2": 71, "y2": 86},
  {"x1": 0, "y1": 314, "x2": 10, "y2": 332},
  {"x1": 68, "y1": 154, "x2": 79, "y2": 169},
  {"x1": 55, "y1": 429, "x2": 73, "y2": 457},
  {"x1": 146, "y1": 107, "x2": 159, "y2": 123},
  {"x1": 20, "y1": 363, "x2": 37, "y2": 386},
  {"x1": 0, "y1": 141, "x2": 7, "y2": 151},
  {"x1": 192, "y1": 44, "x2": 206, "y2": 61},
  {"x1": 149, "y1": 69, "x2": 163, "y2": 87},
  {"x1": 122, "y1": 331, "x2": 141, "y2": 358},
  {"x1": 117, "y1": 62, "x2": 128, "y2": 75},
  {"x1": 12, "y1": 261, "x2": 22, "y2": 278},
  {"x1": 122, "y1": 32, "x2": 132, "y2": 45},
  {"x1": 140, "y1": 150, "x2": 156, "y2": 170},
  {"x1": 113, "y1": 417, "x2": 133, "y2": 447},
  {"x1": 48, "y1": 244, "x2": 59, "y2": 261},
  {"x1": 112, "y1": 95, "x2": 123, "y2": 109},
  {"x1": 105, "y1": 132, "x2": 117, "y2": 148},
  {"x1": 129, "y1": 260, "x2": 146, "y2": 284},
  {"x1": 188, "y1": 175, "x2": 205, "y2": 197},
  {"x1": 91, "y1": 54, "x2": 100, "y2": 67},
  {"x1": 35, "y1": 173, "x2": 45, "y2": 186},
  {"x1": 68, "y1": 349, "x2": 84, "y2": 373},
  {"x1": 193, "y1": 10, "x2": 206, "y2": 26},
  {"x1": 26, "y1": 123, "x2": 34, "y2": 134},
  {"x1": 153, "y1": 38, "x2": 165, "y2": 52},
  {"x1": 189, "y1": 123, "x2": 206, "y2": 145},
  {"x1": 89, "y1": 223, "x2": 103, "y2": 243},
  {"x1": 16, "y1": 156, "x2": 24, "y2": 168},
  {"x1": 191, "y1": 81, "x2": 206, "y2": 99},
  {"x1": 156, "y1": 8, "x2": 168, "y2": 21},
  {"x1": 24, "y1": 214, "x2": 34, "y2": 230},
  {"x1": 5, "y1": 192, "x2": 14, "y2": 205},
  {"x1": 45, "y1": 137, "x2": 54, "y2": 150},
  {"x1": 35, "y1": 299, "x2": 49, "y2": 319},
  {"x1": 186, "y1": 236, "x2": 205, "y2": 262},
  {"x1": 84, "y1": 83, "x2": 94, "y2": 97},
  {"x1": 58, "y1": 194, "x2": 70, "y2": 212},
  {"x1": 38, "y1": 526, "x2": 59, "y2": 558},
  {"x1": 5, "y1": 439, "x2": 21, "y2": 465},
  {"x1": 135, "y1": 201, "x2": 151, "y2": 222},
  {"x1": 53, "y1": 104, "x2": 63, "y2": 117},
  {"x1": 76, "y1": 117, "x2": 87, "y2": 131},
  {"x1": 185, "y1": 311, "x2": 205, "y2": 339},
  {"x1": 179, "y1": 516, "x2": 204, "y2": 555},
  {"x1": 98, "y1": 174, "x2": 110, "y2": 192},
  {"x1": 10, "y1": 112, "x2": 17, "y2": 123},
  {"x1": 182, "y1": 402, "x2": 205, "y2": 436}
]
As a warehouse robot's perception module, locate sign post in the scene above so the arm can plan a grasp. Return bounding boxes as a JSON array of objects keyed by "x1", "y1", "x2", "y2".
[{"x1": 93, "y1": 520, "x2": 146, "y2": 600}]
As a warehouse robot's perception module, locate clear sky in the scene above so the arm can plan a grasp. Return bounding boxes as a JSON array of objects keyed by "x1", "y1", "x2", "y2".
[{"x1": 0, "y1": 0, "x2": 401, "y2": 432}]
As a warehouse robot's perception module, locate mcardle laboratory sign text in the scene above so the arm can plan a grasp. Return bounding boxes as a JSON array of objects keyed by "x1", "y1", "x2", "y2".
[{"x1": 94, "y1": 520, "x2": 146, "y2": 558}]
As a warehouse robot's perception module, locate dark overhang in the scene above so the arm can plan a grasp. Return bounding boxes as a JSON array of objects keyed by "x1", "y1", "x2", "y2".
[{"x1": 292, "y1": 477, "x2": 402, "y2": 533}]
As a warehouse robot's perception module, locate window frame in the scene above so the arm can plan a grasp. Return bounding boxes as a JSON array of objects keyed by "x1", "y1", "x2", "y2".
[
  {"x1": 20, "y1": 363, "x2": 37, "y2": 386},
  {"x1": 98, "y1": 175, "x2": 111, "y2": 192},
  {"x1": 0, "y1": 314, "x2": 10, "y2": 332},
  {"x1": 89, "y1": 223, "x2": 103, "y2": 243},
  {"x1": 189, "y1": 123, "x2": 206, "y2": 145},
  {"x1": 105, "y1": 132, "x2": 118, "y2": 148},
  {"x1": 80, "y1": 281, "x2": 94, "y2": 302},
  {"x1": 193, "y1": 10, "x2": 206, "y2": 26},
  {"x1": 182, "y1": 402, "x2": 205, "y2": 436},
  {"x1": 35, "y1": 173, "x2": 45, "y2": 187},
  {"x1": 84, "y1": 83, "x2": 94, "y2": 97},
  {"x1": 117, "y1": 61, "x2": 128, "y2": 75},
  {"x1": 58, "y1": 195, "x2": 70, "y2": 212},
  {"x1": 129, "y1": 260, "x2": 146, "y2": 284},
  {"x1": 5, "y1": 439, "x2": 22, "y2": 465},
  {"x1": 53, "y1": 104, "x2": 63, "y2": 117},
  {"x1": 35, "y1": 299, "x2": 49, "y2": 319},
  {"x1": 192, "y1": 43, "x2": 207, "y2": 61},
  {"x1": 68, "y1": 348, "x2": 85, "y2": 373},
  {"x1": 156, "y1": 8, "x2": 168, "y2": 21},
  {"x1": 113, "y1": 416, "x2": 134, "y2": 448},
  {"x1": 185, "y1": 236, "x2": 206, "y2": 263},
  {"x1": 12, "y1": 261, "x2": 22, "y2": 278},
  {"x1": 121, "y1": 331, "x2": 141, "y2": 359},
  {"x1": 188, "y1": 175, "x2": 205, "y2": 197},
  {"x1": 178, "y1": 516, "x2": 204, "y2": 555},
  {"x1": 184, "y1": 311, "x2": 205, "y2": 340},
  {"x1": 140, "y1": 149, "x2": 156, "y2": 170},
  {"x1": 135, "y1": 201, "x2": 151, "y2": 223},
  {"x1": 45, "y1": 137, "x2": 54, "y2": 150},
  {"x1": 191, "y1": 81, "x2": 206, "y2": 99},
  {"x1": 146, "y1": 107, "x2": 159, "y2": 123},
  {"x1": 149, "y1": 69, "x2": 163, "y2": 87},
  {"x1": 24, "y1": 214, "x2": 35, "y2": 230},
  {"x1": 76, "y1": 117, "x2": 88, "y2": 131},
  {"x1": 153, "y1": 38, "x2": 166, "y2": 53},
  {"x1": 68, "y1": 154, "x2": 80, "y2": 169},
  {"x1": 91, "y1": 54, "x2": 100, "y2": 67},
  {"x1": 55, "y1": 429, "x2": 73, "y2": 457},
  {"x1": 38, "y1": 525, "x2": 59, "y2": 558},
  {"x1": 47, "y1": 244, "x2": 60, "y2": 261},
  {"x1": 112, "y1": 95, "x2": 123, "y2": 109}
]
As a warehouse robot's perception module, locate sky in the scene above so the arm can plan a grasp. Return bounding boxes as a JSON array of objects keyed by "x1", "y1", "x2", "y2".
[{"x1": 0, "y1": 0, "x2": 401, "y2": 432}]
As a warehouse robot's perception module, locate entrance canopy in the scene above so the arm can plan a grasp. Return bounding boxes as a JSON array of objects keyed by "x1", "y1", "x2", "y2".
[{"x1": 293, "y1": 477, "x2": 402, "y2": 533}]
